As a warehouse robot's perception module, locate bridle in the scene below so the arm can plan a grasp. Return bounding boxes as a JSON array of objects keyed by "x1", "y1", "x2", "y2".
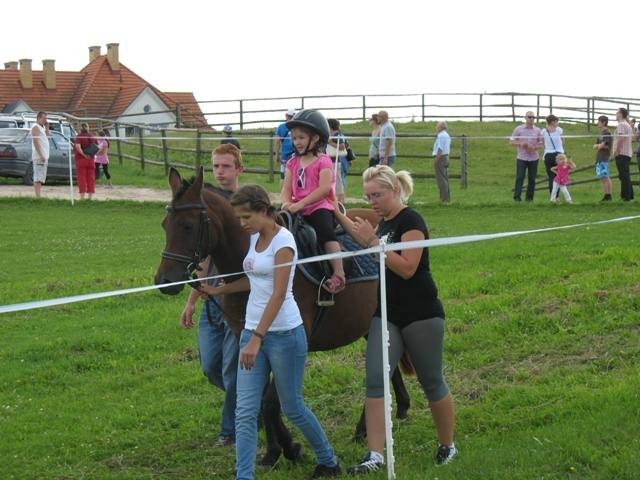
[{"x1": 161, "y1": 202, "x2": 210, "y2": 281}]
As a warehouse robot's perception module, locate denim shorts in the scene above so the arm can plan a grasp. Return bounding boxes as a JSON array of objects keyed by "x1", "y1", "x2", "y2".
[{"x1": 595, "y1": 161, "x2": 610, "y2": 179}]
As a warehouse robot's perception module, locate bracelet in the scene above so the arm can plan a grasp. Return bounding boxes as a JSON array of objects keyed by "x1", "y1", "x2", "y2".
[
  {"x1": 251, "y1": 330, "x2": 265, "y2": 340},
  {"x1": 367, "y1": 235, "x2": 378, "y2": 247}
]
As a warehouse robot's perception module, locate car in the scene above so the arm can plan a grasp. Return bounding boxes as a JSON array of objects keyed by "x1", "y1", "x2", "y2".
[
  {"x1": 0, "y1": 112, "x2": 77, "y2": 139},
  {"x1": 0, "y1": 128, "x2": 75, "y2": 185}
]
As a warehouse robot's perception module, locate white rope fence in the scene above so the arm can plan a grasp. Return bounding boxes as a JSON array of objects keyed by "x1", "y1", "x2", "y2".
[{"x1": 1, "y1": 213, "x2": 640, "y2": 479}]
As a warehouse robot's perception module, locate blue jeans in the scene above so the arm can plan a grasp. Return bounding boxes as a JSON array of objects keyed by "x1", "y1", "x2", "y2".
[
  {"x1": 339, "y1": 156, "x2": 349, "y2": 189},
  {"x1": 382, "y1": 155, "x2": 396, "y2": 167},
  {"x1": 197, "y1": 299, "x2": 239, "y2": 439},
  {"x1": 235, "y1": 325, "x2": 336, "y2": 480},
  {"x1": 514, "y1": 159, "x2": 538, "y2": 201}
]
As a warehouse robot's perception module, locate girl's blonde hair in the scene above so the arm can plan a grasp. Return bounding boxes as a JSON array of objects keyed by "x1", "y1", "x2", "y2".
[
  {"x1": 362, "y1": 165, "x2": 414, "y2": 203},
  {"x1": 556, "y1": 153, "x2": 567, "y2": 163}
]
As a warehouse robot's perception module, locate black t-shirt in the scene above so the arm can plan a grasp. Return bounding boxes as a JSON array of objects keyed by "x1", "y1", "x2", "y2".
[
  {"x1": 596, "y1": 128, "x2": 612, "y2": 163},
  {"x1": 204, "y1": 183, "x2": 234, "y2": 200},
  {"x1": 374, "y1": 208, "x2": 445, "y2": 328},
  {"x1": 220, "y1": 138, "x2": 241, "y2": 149}
]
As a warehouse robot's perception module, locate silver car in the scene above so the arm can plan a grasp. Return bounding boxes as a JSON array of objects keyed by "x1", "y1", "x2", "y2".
[{"x1": 0, "y1": 128, "x2": 75, "y2": 185}]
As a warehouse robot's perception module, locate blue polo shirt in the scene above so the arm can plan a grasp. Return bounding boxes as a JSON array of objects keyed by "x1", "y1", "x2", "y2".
[{"x1": 275, "y1": 123, "x2": 295, "y2": 162}]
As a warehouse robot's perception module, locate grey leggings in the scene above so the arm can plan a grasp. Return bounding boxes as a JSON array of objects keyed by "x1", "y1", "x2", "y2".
[{"x1": 366, "y1": 316, "x2": 449, "y2": 403}]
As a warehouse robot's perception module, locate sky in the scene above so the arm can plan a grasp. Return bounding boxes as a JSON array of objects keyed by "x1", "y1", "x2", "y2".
[{"x1": 3, "y1": 0, "x2": 639, "y2": 103}]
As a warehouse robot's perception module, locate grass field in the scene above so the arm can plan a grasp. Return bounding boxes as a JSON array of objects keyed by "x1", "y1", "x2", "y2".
[{"x1": 1, "y1": 119, "x2": 639, "y2": 479}]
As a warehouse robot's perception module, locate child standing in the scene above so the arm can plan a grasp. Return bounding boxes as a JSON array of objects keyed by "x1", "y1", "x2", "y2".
[
  {"x1": 593, "y1": 115, "x2": 612, "y2": 201},
  {"x1": 550, "y1": 154, "x2": 575, "y2": 203},
  {"x1": 281, "y1": 109, "x2": 346, "y2": 294},
  {"x1": 94, "y1": 129, "x2": 112, "y2": 188}
]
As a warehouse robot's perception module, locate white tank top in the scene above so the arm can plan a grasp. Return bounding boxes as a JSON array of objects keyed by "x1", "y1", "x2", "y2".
[{"x1": 31, "y1": 123, "x2": 50, "y2": 162}]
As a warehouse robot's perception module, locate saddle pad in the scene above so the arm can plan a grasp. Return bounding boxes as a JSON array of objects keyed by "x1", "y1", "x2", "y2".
[{"x1": 297, "y1": 232, "x2": 379, "y2": 287}]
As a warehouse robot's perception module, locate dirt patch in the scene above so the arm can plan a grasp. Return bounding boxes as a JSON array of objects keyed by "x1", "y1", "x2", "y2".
[{"x1": 0, "y1": 184, "x2": 364, "y2": 204}]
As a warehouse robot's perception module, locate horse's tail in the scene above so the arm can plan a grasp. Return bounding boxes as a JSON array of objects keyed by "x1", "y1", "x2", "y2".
[{"x1": 399, "y1": 352, "x2": 415, "y2": 376}]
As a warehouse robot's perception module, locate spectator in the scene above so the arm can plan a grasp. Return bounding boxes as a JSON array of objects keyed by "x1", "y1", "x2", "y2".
[
  {"x1": 327, "y1": 118, "x2": 348, "y2": 202},
  {"x1": 281, "y1": 110, "x2": 345, "y2": 294},
  {"x1": 633, "y1": 118, "x2": 640, "y2": 179},
  {"x1": 74, "y1": 122, "x2": 97, "y2": 200},
  {"x1": 377, "y1": 110, "x2": 396, "y2": 167},
  {"x1": 199, "y1": 184, "x2": 342, "y2": 479},
  {"x1": 274, "y1": 109, "x2": 297, "y2": 184},
  {"x1": 30, "y1": 111, "x2": 50, "y2": 198},
  {"x1": 549, "y1": 154, "x2": 575, "y2": 204},
  {"x1": 95, "y1": 129, "x2": 113, "y2": 188},
  {"x1": 432, "y1": 121, "x2": 451, "y2": 203},
  {"x1": 220, "y1": 125, "x2": 241, "y2": 149},
  {"x1": 180, "y1": 143, "x2": 244, "y2": 448},
  {"x1": 510, "y1": 112, "x2": 543, "y2": 201},
  {"x1": 542, "y1": 114, "x2": 564, "y2": 196},
  {"x1": 593, "y1": 115, "x2": 613, "y2": 201},
  {"x1": 333, "y1": 165, "x2": 457, "y2": 473},
  {"x1": 614, "y1": 107, "x2": 634, "y2": 201},
  {"x1": 368, "y1": 114, "x2": 380, "y2": 167}
]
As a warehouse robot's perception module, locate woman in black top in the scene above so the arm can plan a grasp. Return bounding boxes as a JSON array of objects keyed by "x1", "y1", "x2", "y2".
[{"x1": 334, "y1": 165, "x2": 457, "y2": 473}]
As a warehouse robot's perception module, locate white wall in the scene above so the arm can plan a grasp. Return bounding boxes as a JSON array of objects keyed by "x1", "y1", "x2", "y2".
[{"x1": 117, "y1": 87, "x2": 176, "y2": 130}]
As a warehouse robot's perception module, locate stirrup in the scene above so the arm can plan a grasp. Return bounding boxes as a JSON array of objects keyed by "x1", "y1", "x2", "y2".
[{"x1": 316, "y1": 277, "x2": 335, "y2": 307}]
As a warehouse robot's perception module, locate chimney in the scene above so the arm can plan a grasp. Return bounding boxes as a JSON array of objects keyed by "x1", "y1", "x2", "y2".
[
  {"x1": 43, "y1": 59, "x2": 56, "y2": 89},
  {"x1": 19, "y1": 58, "x2": 33, "y2": 88},
  {"x1": 89, "y1": 45, "x2": 101, "y2": 62},
  {"x1": 106, "y1": 43, "x2": 120, "y2": 70},
  {"x1": 4, "y1": 61, "x2": 18, "y2": 70}
]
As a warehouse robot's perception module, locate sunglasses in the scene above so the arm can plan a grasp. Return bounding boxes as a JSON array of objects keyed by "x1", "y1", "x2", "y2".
[
  {"x1": 296, "y1": 167, "x2": 306, "y2": 189},
  {"x1": 526, "y1": 116, "x2": 535, "y2": 119}
]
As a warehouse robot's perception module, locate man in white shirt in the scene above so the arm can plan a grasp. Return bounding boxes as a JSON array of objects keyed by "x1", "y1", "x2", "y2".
[
  {"x1": 433, "y1": 121, "x2": 451, "y2": 202},
  {"x1": 30, "y1": 111, "x2": 50, "y2": 198}
]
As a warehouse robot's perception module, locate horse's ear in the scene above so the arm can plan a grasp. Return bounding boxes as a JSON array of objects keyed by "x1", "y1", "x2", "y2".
[
  {"x1": 169, "y1": 167, "x2": 182, "y2": 196},
  {"x1": 192, "y1": 166, "x2": 204, "y2": 193}
]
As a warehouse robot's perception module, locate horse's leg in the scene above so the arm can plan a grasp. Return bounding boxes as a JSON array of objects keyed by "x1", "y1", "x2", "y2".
[
  {"x1": 392, "y1": 367, "x2": 410, "y2": 420},
  {"x1": 259, "y1": 379, "x2": 302, "y2": 467}
]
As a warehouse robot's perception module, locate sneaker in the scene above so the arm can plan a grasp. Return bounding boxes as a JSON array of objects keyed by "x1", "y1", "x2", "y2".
[
  {"x1": 435, "y1": 444, "x2": 457, "y2": 465},
  {"x1": 346, "y1": 451, "x2": 384, "y2": 475},
  {"x1": 214, "y1": 435, "x2": 234, "y2": 447},
  {"x1": 310, "y1": 461, "x2": 342, "y2": 478},
  {"x1": 601, "y1": 194, "x2": 612, "y2": 202}
]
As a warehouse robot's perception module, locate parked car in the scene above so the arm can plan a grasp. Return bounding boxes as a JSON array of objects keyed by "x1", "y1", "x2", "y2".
[
  {"x1": 0, "y1": 113, "x2": 77, "y2": 139},
  {"x1": 0, "y1": 128, "x2": 75, "y2": 185}
]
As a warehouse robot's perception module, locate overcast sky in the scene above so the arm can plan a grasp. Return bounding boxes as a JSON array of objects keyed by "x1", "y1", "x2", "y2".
[{"x1": 4, "y1": 0, "x2": 638, "y2": 102}]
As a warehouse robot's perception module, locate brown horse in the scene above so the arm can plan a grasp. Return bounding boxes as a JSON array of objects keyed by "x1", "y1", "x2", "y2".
[{"x1": 154, "y1": 167, "x2": 409, "y2": 465}]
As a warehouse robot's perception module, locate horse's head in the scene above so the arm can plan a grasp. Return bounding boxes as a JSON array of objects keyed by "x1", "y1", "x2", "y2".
[{"x1": 154, "y1": 166, "x2": 208, "y2": 294}]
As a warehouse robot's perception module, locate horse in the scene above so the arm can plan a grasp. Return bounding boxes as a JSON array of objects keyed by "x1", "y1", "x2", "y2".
[{"x1": 154, "y1": 167, "x2": 410, "y2": 465}]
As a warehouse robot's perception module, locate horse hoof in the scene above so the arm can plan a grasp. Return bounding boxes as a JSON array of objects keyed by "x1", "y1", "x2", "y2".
[
  {"x1": 352, "y1": 431, "x2": 367, "y2": 443},
  {"x1": 396, "y1": 408, "x2": 409, "y2": 420},
  {"x1": 283, "y1": 442, "x2": 303, "y2": 462},
  {"x1": 259, "y1": 449, "x2": 281, "y2": 469}
]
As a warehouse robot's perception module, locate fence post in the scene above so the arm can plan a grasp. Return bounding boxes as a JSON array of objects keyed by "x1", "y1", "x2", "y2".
[
  {"x1": 461, "y1": 134, "x2": 468, "y2": 189},
  {"x1": 549, "y1": 95, "x2": 553, "y2": 114},
  {"x1": 114, "y1": 122, "x2": 123, "y2": 165},
  {"x1": 161, "y1": 129, "x2": 169, "y2": 175},
  {"x1": 511, "y1": 94, "x2": 516, "y2": 122},
  {"x1": 362, "y1": 95, "x2": 366, "y2": 122},
  {"x1": 175, "y1": 104, "x2": 182, "y2": 128},
  {"x1": 268, "y1": 135, "x2": 275, "y2": 183},
  {"x1": 587, "y1": 98, "x2": 591, "y2": 131},
  {"x1": 536, "y1": 95, "x2": 540, "y2": 120},
  {"x1": 301, "y1": 96, "x2": 305, "y2": 110},
  {"x1": 421, "y1": 94, "x2": 426, "y2": 122},
  {"x1": 479, "y1": 94, "x2": 483, "y2": 122},
  {"x1": 195, "y1": 130, "x2": 203, "y2": 171},
  {"x1": 138, "y1": 127, "x2": 145, "y2": 171},
  {"x1": 239, "y1": 100, "x2": 244, "y2": 130}
]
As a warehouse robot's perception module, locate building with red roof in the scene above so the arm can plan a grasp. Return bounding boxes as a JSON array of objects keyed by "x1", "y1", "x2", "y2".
[{"x1": 0, "y1": 43, "x2": 207, "y2": 130}]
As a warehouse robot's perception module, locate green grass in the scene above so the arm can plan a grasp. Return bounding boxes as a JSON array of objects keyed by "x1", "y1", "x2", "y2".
[{"x1": 1, "y1": 197, "x2": 639, "y2": 479}]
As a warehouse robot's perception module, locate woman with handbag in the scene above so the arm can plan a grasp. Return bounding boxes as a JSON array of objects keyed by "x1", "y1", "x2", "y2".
[
  {"x1": 74, "y1": 122, "x2": 98, "y2": 200},
  {"x1": 368, "y1": 114, "x2": 381, "y2": 167},
  {"x1": 542, "y1": 115, "x2": 564, "y2": 196}
]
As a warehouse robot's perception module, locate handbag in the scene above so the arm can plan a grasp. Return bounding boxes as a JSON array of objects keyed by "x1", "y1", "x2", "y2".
[
  {"x1": 345, "y1": 147, "x2": 356, "y2": 162},
  {"x1": 83, "y1": 142, "x2": 99, "y2": 156}
]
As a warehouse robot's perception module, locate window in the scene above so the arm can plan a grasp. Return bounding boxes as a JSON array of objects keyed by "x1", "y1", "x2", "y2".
[{"x1": 143, "y1": 104, "x2": 151, "y2": 113}]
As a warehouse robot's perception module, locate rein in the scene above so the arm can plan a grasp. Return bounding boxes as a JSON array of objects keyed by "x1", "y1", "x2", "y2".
[{"x1": 161, "y1": 202, "x2": 210, "y2": 281}]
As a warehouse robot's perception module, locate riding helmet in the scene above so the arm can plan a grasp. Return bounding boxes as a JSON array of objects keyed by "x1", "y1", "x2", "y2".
[{"x1": 286, "y1": 109, "x2": 330, "y2": 144}]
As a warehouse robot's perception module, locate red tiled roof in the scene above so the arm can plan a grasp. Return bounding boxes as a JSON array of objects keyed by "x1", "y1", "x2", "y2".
[{"x1": 0, "y1": 54, "x2": 207, "y2": 128}]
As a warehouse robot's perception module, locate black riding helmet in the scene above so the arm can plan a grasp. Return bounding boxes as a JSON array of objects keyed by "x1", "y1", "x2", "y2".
[{"x1": 286, "y1": 109, "x2": 330, "y2": 145}]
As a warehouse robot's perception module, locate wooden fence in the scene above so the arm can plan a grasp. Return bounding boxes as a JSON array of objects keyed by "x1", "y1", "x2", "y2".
[
  {"x1": 112, "y1": 92, "x2": 640, "y2": 132},
  {"x1": 107, "y1": 124, "x2": 469, "y2": 188}
]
